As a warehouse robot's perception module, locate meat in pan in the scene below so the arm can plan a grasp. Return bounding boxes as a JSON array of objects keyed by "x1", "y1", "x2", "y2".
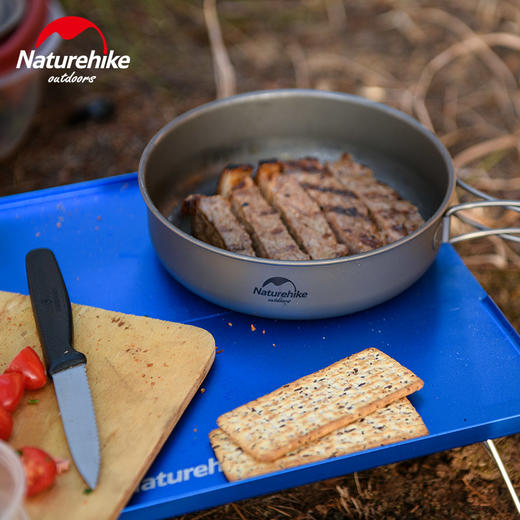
[
  {"x1": 182, "y1": 194, "x2": 256, "y2": 257},
  {"x1": 256, "y1": 160, "x2": 347, "y2": 260},
  {"x1": 328, "y1": 154, "x2": 424, "y2": 242},
  {"x1": 182, "y1": 155, "x2": 424, "y2": 261},
  {"x1": 217, "y1": 165, "x2": 309, "y2": 261},
  {"x1": 281, "y1": 158, "x2": 385, "y2": 254}
]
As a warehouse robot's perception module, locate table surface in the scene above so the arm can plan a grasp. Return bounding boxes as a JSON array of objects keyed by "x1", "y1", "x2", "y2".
[{"x1": 1, "y1": 173, "x2": 520, "y2": 520}]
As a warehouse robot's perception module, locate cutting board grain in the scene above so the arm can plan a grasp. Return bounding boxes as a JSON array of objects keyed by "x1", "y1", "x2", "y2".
[{"x1": 0, "y1": 290, "x2": 215, "y2": 520}]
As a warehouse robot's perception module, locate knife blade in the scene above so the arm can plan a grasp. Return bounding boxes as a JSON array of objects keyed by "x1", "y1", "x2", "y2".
[{"x1": 25, "y1": 248, "x2": 100, "y2": 489}]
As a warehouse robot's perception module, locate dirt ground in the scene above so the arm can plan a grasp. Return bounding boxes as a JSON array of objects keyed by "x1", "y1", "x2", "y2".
[{"x1": 2, "y1": 0, "x2": 520, "y2": 518}]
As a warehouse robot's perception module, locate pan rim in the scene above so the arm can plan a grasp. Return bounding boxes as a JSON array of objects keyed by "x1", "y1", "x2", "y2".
[{"x1": 139, "y1": 88, "x2": 455, "y2": 267}]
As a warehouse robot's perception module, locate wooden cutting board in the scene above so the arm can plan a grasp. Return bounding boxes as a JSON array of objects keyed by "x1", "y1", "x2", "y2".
[{"x1": 0, "y1": 290, "x2": 215, "y2": 520}]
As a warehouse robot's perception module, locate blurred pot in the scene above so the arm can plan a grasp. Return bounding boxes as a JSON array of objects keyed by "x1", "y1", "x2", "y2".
[
  {"x1": 0, "y1": 0, "x2": 63, "y2": 160},
  {"x1": 0, "y1": 0, "x2": 26, "y2": 41}
]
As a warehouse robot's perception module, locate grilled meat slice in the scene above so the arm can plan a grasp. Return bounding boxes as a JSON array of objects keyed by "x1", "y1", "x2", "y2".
[
  {"x1": 282, "y1": 158, "x2": 385, "y2": 253},
  {"x1": 328, "y1": 154, "x2": 424, "y2": 243},
  {"x1": 256, "y1": 161, "x2": 347, "y2": 259},
  {"x1": 217, "y1": 164, "x2": 255, "y2": 198},
  {"x1": 182, "y1": 194, "x2": 256, "y2": 256},
  {"x1": 217, "y1": 165, "x2": 309, "y2": 260}
]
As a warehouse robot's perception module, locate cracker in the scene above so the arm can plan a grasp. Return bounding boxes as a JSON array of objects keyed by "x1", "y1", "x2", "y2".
[
  {"x1": 217, "y1": 348, "x2": 424, "y2": 462},
  {"x1": 211, "y1": 397, "x2": 428, "y2": 481}
]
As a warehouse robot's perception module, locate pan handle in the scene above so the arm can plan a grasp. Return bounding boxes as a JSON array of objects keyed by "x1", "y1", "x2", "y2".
[
  {"x1": 457, "y1": 178, "x2": 520, "y2": 210},
  {"x1": 442, "y1": 199, "x2": 520, "y2": 244}
]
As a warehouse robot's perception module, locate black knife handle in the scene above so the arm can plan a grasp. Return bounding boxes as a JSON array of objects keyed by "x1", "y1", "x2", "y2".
[{"x1": 25, "y1": 249, "x2": 86, "y2": 375}]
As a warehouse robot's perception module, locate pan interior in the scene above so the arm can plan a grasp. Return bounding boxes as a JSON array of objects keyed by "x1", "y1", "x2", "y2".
[{"x1": 141, "y1": 93, "x2": 452, "y2": 235}]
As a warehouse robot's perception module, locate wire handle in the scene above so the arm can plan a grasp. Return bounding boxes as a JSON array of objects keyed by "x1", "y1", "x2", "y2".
[
  {"x1": 457, "y1": 179, "x2": 520, "y2": 213},
  {"x1": 443, "y1": 199, "x2": 520, "y2": 244}
]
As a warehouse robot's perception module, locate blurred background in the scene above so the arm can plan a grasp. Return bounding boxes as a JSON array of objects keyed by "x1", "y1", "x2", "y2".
[{"x1": 2, "y1": 0, "x2": 520, "y2": 518}]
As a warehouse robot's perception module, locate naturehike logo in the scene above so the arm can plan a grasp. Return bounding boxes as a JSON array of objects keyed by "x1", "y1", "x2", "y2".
[
  {"x1": 253, "y1": 277, "x2": 308, "y2": 304},
  {"x1": 16, "y1": 16, "x2": 130, "y2": 84}
]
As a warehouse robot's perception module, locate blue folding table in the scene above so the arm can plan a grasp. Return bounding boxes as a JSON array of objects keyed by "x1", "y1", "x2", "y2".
[{"x1": 1, "y1": 174, "x2": 519, "y2": 519}]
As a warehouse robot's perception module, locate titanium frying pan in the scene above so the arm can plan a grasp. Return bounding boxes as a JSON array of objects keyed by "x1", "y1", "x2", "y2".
[{"x1": 138, "y1": 89, "x2": 520, "y2": 319}]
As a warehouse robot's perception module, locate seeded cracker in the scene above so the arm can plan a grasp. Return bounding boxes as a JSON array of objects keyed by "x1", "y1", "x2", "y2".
[
  {"x1": 211, "y1": 397, "x2": 428, "y2": 481},
  {"x1": 216, "y1": 348, "x2": 424, "y2": 462}
]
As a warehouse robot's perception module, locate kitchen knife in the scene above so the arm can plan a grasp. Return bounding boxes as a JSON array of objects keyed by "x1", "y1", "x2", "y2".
[{"x1": 25, "y1": 248, "x2": 100, "y2": 489}]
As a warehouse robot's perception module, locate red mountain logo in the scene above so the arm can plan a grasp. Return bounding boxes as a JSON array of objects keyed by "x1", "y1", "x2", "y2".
[
  {"x1": 16, "y1": 16, "x2": 130, "y2": 84},
  {"x1": 36, "y1": 16, "x2": 108, "y2": 54}
]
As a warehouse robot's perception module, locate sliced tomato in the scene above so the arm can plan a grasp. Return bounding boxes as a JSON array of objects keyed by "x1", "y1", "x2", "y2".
[
  {"x1": 0, "y1": 406, "x2": 13, "y2": 440},
  {"x1": 19, "y1": 446, "x2": 57, "y2": 497},
  {"x1": 0, "y1": 372, "x2": 24, "y2": 412},
  {"x1": 6, "y1": 346, "x2": 47, "y2": 390}
]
